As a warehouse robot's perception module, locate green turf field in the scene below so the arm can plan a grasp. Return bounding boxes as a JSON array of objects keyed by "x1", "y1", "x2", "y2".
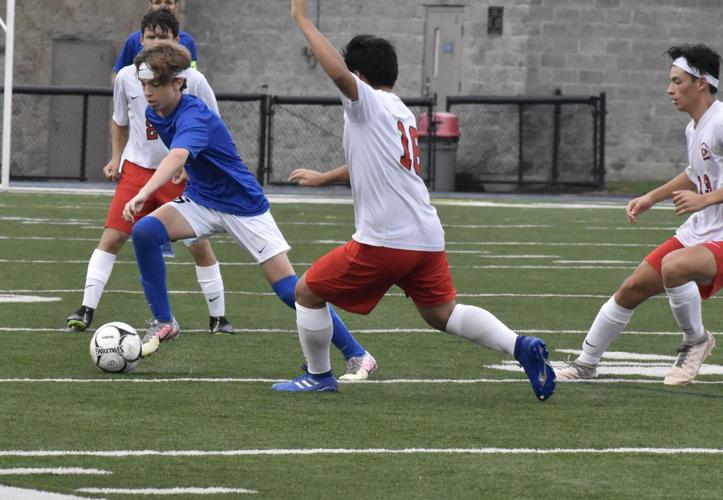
[{"x1": 0, "y1": 190, "x2": 721, "y2": 499}]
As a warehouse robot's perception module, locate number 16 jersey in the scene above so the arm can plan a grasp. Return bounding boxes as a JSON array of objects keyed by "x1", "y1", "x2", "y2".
[{"x1": 341, "y1": 75, "x2": 445, "y2": 252}]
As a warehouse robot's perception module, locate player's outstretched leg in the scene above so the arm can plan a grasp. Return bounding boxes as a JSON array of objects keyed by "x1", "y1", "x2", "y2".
[
  {"x1": 514, "y1": 336, "x2": 556, "y2": 401},
  {"x1": 131, "y1": 216, "x2": 180, "y2": 356}
]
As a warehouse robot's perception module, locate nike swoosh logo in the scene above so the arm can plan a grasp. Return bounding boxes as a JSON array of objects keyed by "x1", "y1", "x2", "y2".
[
  {"x1": 209, "y1": 296, "x2": 220, "y2": 302},
  {"x1": 85, "y1": 285, "x2": 94, "y2": 289},
  {"x1": 130, "y1": 95, "x2": 140, "y2": 100},
  {"x1": 584, "y1": 340, "x2": 597, "y2": 348},
  {"x1": 257, "y1": 246, "x2": 267, "y2": 254}
]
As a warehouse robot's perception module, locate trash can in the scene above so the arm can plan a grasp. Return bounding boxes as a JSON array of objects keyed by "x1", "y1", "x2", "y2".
[{"x1": 417, "y1": 112, "x2": 460, "y2": 191}]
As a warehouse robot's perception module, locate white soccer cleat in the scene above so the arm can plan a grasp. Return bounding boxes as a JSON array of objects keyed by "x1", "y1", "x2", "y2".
[
  {"x1": 664, "y1": 330, "x2": 716, "y2": 386},
  {"x1": 339, "y1": 352, "x2": 378, "y2": 381},
  {"x1": 141, "y1": 335, "x2": 160, "y2": 358},
  {"x1": 555, "y1": 359, "x2": 598, "y2": 381}
]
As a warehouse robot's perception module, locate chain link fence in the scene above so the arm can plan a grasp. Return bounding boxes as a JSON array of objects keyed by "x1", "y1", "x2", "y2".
[
  {"x1": 447, "y1": 94, "x2": 606, "y2": 190},
  {"x1": 1, "y1": 87, "x2": 604, "y2": 191}
]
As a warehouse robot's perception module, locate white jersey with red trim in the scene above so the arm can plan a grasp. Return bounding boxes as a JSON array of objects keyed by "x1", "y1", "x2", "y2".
[
  {"x1": 340, "y1": 75, "x2": 445, "y2": 251},
  {"x1": 675, "y1": 100, "x2": 723, "y2": 246},
  {"x1": 112, "y1": 64, "x2": 219, "y2": 170}
]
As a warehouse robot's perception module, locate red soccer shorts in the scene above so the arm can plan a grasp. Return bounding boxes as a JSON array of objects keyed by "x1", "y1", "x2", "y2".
[
  {"x1": 304, "y1": 240, "x2": 457, "y2": 315},
  {"x1": 105, "y1": 160, "x2": 186, "y2": 234},
  {"x1": 644, "y1": 236, "x2": 723, "y2": 299}
]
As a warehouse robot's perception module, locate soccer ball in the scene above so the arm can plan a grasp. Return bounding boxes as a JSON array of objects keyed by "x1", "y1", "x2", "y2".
[{"x1": 89, "y1": 322, "x2": 142, "y2": 373}]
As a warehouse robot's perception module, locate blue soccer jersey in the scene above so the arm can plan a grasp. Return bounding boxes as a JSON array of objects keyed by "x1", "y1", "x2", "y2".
[
  {"x1": 146, "y1": 94, "x2": 269, "y2": 216},
  {"x1": 113, "y1": 31, "x2": 198, "y2": 73}
]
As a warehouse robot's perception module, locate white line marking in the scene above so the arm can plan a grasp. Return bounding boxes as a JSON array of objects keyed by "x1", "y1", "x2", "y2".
[
  {"x1": 76, "y1": 487, "x2": 257, "y2": 495},
  {"x1": 0, "y1": 485, "x2": 94, "y2": 500},
  {"x1": 0, "y1": 294, "x2": 61, "y2": 303},
  {"x1": 1, "y1": 447, "x2": 722, "y2": 458},
  {"x1": 0, "y1": 377, "x2": 721, "y2": 385},
  {"x1": 0, "y1": 468, "x2": 110, "y2": 475},
  {"x1": 489, "y1": 361, "x2": 723, "y2": 377},
  {"x1": 0, "y1": 327, "x2": 713, "y2": 336},
  {"x1": 556, "y1": 349, "x2": 678, "y2": 361}
]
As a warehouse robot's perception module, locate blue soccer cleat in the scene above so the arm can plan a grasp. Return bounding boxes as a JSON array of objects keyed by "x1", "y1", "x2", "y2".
[
  {"x1": 272, "y1": 372, "x2": 338, "y2": 393},
  {"x1": 514, "y1": 336, "x2": 556, "y2": 401}
]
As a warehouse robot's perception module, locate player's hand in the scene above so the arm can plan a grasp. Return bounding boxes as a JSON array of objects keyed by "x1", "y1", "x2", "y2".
[
  {"x1": 672, "y1": 189, "x2": 708, "y2": 215},
  {"x1": 122, "y1": 192, "x2": 147, "y2": 223},
  {"x1": 625, "y1": 194, "x2": 653, "y2": 224},
  {"x1": 103, "y1": 160, "x2": 120, "y2": 181},
  {"x1": 291, "y1": 0, "x2": 309, "y2": 21},
  {"x1": 289, "y1": 168, "x2": 324, "y2": 187},
  {"x1": 172, "y1": 167, "x2": 188, "y2": 185}
]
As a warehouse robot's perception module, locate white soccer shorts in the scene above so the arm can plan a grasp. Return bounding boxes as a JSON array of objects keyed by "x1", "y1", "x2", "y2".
[{"x1": 166, "y1": 196, "x2": 291, "y2": 263}]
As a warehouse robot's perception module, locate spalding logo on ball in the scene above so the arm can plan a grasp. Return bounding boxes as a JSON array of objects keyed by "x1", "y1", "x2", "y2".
[{"x1": 90, "y1": 322, "x2": 142, "y2": 373}]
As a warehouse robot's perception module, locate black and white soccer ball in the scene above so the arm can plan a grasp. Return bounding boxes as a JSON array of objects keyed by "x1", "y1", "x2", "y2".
[{"x1": 89, "y1": 322, "x2": 142, "y2": 373}]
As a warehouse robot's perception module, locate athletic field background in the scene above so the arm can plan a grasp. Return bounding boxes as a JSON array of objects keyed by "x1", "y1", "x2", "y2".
[{"x1": 0, "y1": 190, "x2": 721, "y2": 499}]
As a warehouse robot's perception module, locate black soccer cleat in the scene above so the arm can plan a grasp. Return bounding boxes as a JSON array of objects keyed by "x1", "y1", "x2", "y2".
[
  {"x1": 66, "y1": 306, "x2": 94, "y2": 331},
  {"x1": 209, "y1": 315, "x2": 235, "y2": 334}
]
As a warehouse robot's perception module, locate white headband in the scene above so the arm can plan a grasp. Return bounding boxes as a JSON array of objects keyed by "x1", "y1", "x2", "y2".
[
  {"x1": 672, "y1": 56, "x2": 719, "y2": 88},
  {"x1": 137, "y1": 62, "x2": 189, "y2": 82}
]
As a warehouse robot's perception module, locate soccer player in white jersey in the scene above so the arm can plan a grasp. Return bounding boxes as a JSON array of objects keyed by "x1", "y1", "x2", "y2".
[
  {"x1": 273, "y1": 0, "x2": 556, "y2": 400},
  {"x1": 558, "y1": 44, "x2": 721, "y2": 385},
  {"x1": 66, "y1": 9, "x2": 234, "y2": 334}
]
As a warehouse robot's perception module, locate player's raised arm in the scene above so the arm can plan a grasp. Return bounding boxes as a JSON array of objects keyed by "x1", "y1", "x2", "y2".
[{"x1": 291, "y1": 0, "x2": 357, "y2": 101}]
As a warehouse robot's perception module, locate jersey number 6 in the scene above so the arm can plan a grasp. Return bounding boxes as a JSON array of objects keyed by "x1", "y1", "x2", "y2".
[{"x1": 397, "y1": 120, "x2": 421, "y2": 175}]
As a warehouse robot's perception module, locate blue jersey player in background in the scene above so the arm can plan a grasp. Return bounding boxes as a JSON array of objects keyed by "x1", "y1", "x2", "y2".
[
  {"x1": 123, "y1": 42, "x2": 378, "y2": 380},
  {"x1": 113, "y1": 0, "x2": 198, "y2": 79}
]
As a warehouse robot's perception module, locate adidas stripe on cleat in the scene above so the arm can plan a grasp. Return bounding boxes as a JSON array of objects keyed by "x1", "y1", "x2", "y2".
[{"x1": 272, "y1": 372, "x2": 338, "y2": 392}]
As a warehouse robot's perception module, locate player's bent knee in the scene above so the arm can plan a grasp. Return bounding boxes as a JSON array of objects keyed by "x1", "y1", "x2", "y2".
[
  {"x1": 131, "y1": 216, "x2": 169, "y2": 248},
  {"x1": 294, "y1": 278, "x2": 324, "y2": 309}
]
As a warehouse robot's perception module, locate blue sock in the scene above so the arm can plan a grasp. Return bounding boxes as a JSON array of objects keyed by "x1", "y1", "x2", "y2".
[
  {"x1": 271, "y1": 275, "x2": 366, "y2": 360},
  {"x1": 131, "y1": 216, "x2": 172, "y2": 322}
]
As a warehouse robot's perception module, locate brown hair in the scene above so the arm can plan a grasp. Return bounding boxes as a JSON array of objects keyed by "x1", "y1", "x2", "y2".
[{"x1": 134, "y1": 41, "x2": 190, "y2": 87}]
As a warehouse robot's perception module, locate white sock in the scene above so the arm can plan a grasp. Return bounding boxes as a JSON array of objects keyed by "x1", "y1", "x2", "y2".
[
  {"x1": 578, "y1": 296, "x2": 634, "y2": 365},
  {"x1": 445, "y1": 304, "x2": 517, "y2": 354},
  {"x1": 296, "y1": 302, "x2": 333, "y2": 374},
  {"x1": 195, "y1": 263, "x2": 225, "y2": 317},
  {"x1": 82, "y1": 249, "x2": 116, "y2": 309},
  {"x1": 665, "y1": 281, "x2": 705, "y2": 345}
]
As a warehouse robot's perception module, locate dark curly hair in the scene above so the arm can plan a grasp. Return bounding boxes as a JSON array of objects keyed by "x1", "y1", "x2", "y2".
[
  {"x1": 342, "y1": 35, "x2": 398, "y2": 89},
  {"x1": 666, "y1": 44, "x2": 720, "y2": 94}
]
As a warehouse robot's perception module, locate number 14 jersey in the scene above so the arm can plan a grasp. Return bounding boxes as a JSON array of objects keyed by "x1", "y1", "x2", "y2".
[{"x1": 341, "y1": 75, "x2": 445, "y2": 252}]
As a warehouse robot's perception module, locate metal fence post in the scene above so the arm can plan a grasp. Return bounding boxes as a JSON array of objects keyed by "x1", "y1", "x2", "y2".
[
  {"x1": 79, "y1": 94, "x2": 89, "y2": 181},
  {"x1": 551, "y1": 89, "x2": 562, "y2": 187},
  {"x1": 598, "y1": 92, "x2": 606, "y2": 187},
  {"x1": 256, "y1": 92, "x2": 269, "y2": 185},
  {"x1": 518, "y1": 103, "x2": 524, "y2": 185}
]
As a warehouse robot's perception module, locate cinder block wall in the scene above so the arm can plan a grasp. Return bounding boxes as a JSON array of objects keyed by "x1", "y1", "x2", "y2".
[
  {"x1": 4, "y1": 0, "x2": 723, "y2": 182},
  {"x1": 187, "y1": 0, "x2": 723, "y2": 182}
]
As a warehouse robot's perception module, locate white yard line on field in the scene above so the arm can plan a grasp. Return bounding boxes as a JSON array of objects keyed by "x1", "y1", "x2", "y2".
[
  {"x1": 76, "y1": 487, "x2": 257, "y2": 495},
  {"x1": 0, "y1": 468, "x2": 110, "y2": 475},
  {"x1": 0, "y1": 377, "x2": 721, "y2": 385},
  {"x1": 1, "y1": 447, "x2": 722, "y2": 458}
]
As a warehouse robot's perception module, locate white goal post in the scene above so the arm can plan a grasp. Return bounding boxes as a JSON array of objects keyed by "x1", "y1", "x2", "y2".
[{"x1": 0, "y1": 0, "x2": 15, "y2": 190}]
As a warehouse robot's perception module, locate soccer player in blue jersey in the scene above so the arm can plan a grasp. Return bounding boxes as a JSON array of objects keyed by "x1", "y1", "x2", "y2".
[
  {"x1": 122, "y1": 42, "x2": 378, "y2": 379},
  {"x1": 112, "y1": 0, "x2": 198, "y2": 81}
]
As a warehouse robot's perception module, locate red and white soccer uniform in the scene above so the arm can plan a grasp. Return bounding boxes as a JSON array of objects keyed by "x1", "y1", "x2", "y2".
[
  {"x1": 305, "y1": 75, "x2": 456, "y2": 313},
  {"x1": 106, "y1": 65, "x2": 219, "y2": 233},
  {"x1": 645, "y1": 100, "x2": 723, "y2": 298}
]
